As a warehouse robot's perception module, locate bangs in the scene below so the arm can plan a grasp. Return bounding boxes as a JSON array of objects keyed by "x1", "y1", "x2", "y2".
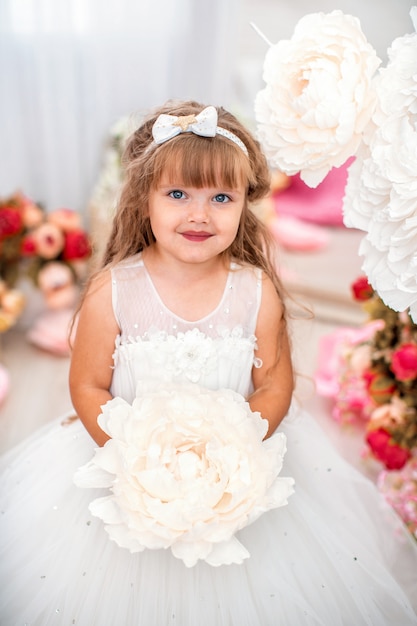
[{"x1": 150, "y1": 134, "x2": 253, "y2": 190}]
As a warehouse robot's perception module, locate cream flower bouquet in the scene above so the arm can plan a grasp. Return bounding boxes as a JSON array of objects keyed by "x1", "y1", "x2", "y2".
[{"x1": 74, "y1": 382, "x2": 294, "y2": 568}]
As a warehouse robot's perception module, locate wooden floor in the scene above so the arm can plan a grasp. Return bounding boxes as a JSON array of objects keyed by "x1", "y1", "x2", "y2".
[{"x1": 0, "y1": 227, "x2": 372, "y2": 476}]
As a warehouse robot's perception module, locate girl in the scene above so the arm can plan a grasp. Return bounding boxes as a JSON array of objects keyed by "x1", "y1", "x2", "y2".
[{"x1": 1, "y1": 100, "x2": 417, "y2": 625}]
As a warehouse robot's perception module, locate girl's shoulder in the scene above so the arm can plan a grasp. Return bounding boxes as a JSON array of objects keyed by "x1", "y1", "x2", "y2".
[
  {"x1": 230, "y1": 258, "x2": 262, "y2": 279},
  {"x1": 231, "y1": 260, "x2": 284, "y2": 319},
  {"x1": 110, "y1": 252, "x2": 145, "y2": 280},
  {"x1": 112, "y1": 252, "x2": 144, "y2": 270}
]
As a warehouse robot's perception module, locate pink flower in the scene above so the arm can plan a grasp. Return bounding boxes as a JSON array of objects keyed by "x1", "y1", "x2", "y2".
[
  {"x1": 378, "y1": 458, "x2": 417, "y2": 535},
  {"x1": 22, "y1": 200, "x2": 44, "y2": 229},
  {"x1": 32, "y1": 223, "x2": 65, "y2": 259},
  {"x1": 37, "y1": 262, "x2": 77, "y2": 309},
  {"x1": 349, "y1": 344, "x2": 372, "y2": 375},
  {"x1": 48, "y1": 208, "x2": 82, "y2": 232},
  {"x1": 390, "y1": 343, "x2": 417, "y2": 382},
  {"x1": 332, "y1": 366, "x2": 375, "y2": 423}
]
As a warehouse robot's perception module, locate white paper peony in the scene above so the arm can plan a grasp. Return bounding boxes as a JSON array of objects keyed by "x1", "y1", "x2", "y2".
[
  {"x1": 343, "y1": 8, "x2": 417, "y2": 321},
  {"x1": 255, "y1": 10, "x2": 380, "y2": 188},
  {"x1": 74, "y1": 381, "x2": 294, "y2": 567}
]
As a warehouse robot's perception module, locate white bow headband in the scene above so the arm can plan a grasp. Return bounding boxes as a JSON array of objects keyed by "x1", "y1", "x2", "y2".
[{"x1": 151, "y1": 106, "x2": 249, "y2": 156}]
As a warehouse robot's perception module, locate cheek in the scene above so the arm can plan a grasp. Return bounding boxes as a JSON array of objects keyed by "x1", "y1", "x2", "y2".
[{"x1": 225, "y1": 207, "x2": 244, "y2": 234}]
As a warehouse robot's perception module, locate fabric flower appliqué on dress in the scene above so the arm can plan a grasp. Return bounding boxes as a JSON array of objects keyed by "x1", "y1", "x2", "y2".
[
  {"x1": 167, "y1": 328, "x2": 217, "y2": 383},
  {"x1": 74, "y1": 381, "x2": 294, "y2": 567}
]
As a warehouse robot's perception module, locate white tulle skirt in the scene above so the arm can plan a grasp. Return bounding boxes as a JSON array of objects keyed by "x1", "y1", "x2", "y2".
[{"x1": 1, "y1": 406, "x2": 417, "y2": 626}]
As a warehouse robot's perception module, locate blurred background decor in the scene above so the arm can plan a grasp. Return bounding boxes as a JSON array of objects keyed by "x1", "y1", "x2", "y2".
[
  {"x1": 87, "y1": 116, "x2": 135, "y2": 267},
  {"x1": 0, "y1": 192, "x2": 92, "y2": 355},
  {"x1": 315, "y1": 276, "x2": 417, "y2": 538}
]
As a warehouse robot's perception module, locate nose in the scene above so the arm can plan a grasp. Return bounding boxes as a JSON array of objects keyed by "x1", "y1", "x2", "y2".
[{"x1": 187, "y1": 199, "x2": 209, "y2": 223}]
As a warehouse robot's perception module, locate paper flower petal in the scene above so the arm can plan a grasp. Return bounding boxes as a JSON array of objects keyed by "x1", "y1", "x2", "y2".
[{"x1": 255, "y1": 10, "x2": 380, "y2": 187}]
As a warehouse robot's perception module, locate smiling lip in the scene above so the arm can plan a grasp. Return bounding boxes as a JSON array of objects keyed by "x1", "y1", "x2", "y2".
[{"x1": 181, "y1": 231, "x2": 213, "y2": 242}]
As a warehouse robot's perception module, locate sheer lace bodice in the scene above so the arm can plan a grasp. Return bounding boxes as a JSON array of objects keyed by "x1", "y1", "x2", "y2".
[{"x1": 110, "y1": 254, "x2": 263, "y2": 403}]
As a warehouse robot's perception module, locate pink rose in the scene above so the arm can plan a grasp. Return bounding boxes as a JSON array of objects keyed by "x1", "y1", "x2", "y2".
[
  {"x1": 32, "y1": 223, "x2": 65, "y2": 259},
  {"x1": 37, "y1": 262, "x2": 78, "y2": 310},
  {"x1": 333, "y1": 375, "x2": 373, "y2": 423},
  {"x1": 390, "y1": 343, "x2": 417, "y2": 382},
  {"x1": 22, "y1": 201, "x2": 44, "y2": 229},
  {"x1": 48, "y1": 208, "x2": 82, "y2": 232},
  {"x1": 349, "y1": 344, "x2": 372, "y2": 375}
]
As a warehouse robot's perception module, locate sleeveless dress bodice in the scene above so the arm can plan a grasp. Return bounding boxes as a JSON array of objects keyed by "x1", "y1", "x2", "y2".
[{"x1": 110, "y1": 254, "x2": 263, "y2": 403}]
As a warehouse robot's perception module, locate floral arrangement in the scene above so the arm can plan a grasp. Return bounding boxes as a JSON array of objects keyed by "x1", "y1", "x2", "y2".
[
  {"x1": 0, "y1": 191, "x2": 92, "y2": 316},
  {"x1": 74, "y1": 381, "x2": 294, "y2": 567},
  {"x1": 315, "y1": 275, "x2": 417, "y2": 538},
  {"x1": 254, "y1": 7, "x2": 417, "y2": 321},
  {"x1": 317, "y1": 275, "x2": 417, "y2": 470}
]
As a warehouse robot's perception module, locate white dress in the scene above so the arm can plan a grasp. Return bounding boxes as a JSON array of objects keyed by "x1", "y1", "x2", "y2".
[{"x1": 1, "y1": 254, "x2": 417, "y2": 626}]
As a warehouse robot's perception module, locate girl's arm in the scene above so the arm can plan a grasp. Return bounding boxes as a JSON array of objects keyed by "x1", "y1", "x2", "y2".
[
  {"x1": 69, "y1": 269, "x2": 120, "y2": 446},
  {"x1": 248, "y1": 274, "x2": 294, "y2": 438}
]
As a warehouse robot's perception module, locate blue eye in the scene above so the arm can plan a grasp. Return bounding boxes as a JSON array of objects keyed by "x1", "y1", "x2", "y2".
[
  {"x1": 213, "y1": 194, "x2": 230, "y2": 203},
  {"x1": 169, "y1": 190, "x2": 185, "y2": 199}
]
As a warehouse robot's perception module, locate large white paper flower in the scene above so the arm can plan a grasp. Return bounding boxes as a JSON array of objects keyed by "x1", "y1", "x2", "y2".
[
  {"x1": 255, "y1": 10, "x2": 380, "y2": 188},
  {"x1": 74, "y1": 382, "x2": 294, "y2": 567},
  {"x1": 343, "y1": 8, "x2": 417, "y2": 322}
]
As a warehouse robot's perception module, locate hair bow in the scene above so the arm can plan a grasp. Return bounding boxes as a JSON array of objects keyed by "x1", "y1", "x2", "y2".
[{"x1": 152, "y1": 106, "x2": 218, "y2": 144}]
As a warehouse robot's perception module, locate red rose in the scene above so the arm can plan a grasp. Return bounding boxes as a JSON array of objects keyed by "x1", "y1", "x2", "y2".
[
  {"x1": 62, "y1": 230, "x2": 91, "y2": 261},
  {"x1": 390, "y1": 343, "x2": 417, "y2": 382},
  {"x1": 366, "y1": 428, "x2": 411, "y2": 470},
  {"x1": 351, "y1": 276, "x2": 374, "y2": 302},
  {"x1": 363, "y1": 369, "x2": 396, "y2": 404},
  {"x1": 0, "y1": 207, "x2": 23, "y2": 239},
  {"x1": 20, "y1": 235, "x2": 37, "y2": 257}
]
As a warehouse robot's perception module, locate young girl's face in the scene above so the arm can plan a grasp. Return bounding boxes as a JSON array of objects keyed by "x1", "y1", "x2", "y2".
[{"x1": 147, "y1": 174, "x2": 246, "y2": 266}]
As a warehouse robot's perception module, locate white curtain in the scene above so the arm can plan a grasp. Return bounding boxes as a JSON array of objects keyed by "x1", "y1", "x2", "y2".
[{"x1": 0, "y1": 0, "x2": 239, "y2": 216}]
